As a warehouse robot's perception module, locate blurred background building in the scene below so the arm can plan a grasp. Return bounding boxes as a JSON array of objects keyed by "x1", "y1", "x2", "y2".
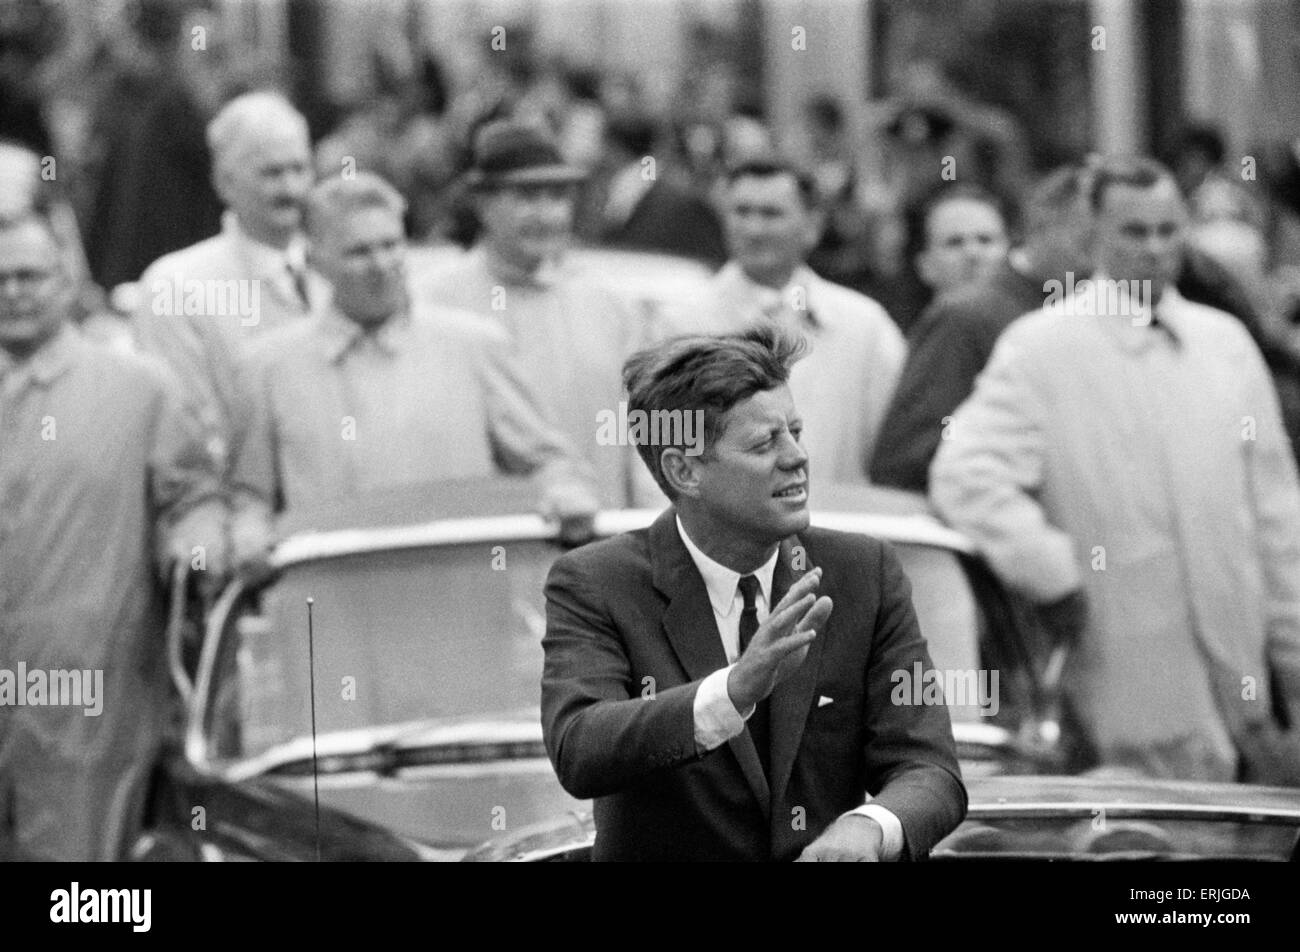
[{"x1": 4, "y1": 0, "x2": 1300, "y2": 295}]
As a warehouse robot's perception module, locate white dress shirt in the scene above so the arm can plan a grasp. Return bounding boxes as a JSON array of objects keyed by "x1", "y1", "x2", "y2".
[{"x1": 677, "y1": 517, "x2": 904, "y2": 859}]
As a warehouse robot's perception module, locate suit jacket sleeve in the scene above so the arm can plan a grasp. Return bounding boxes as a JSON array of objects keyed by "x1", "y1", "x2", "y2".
[
  {"x1": 473, "y1": 323, "x2": 599, "y2": 513},
  {"x1": 133, "y1": 265, "x2": 254, "y2": 474},
  {"x1": 541, "y1": 548, "x2": 704, "y2": 799},
  {"x1": 141, "y1": 355, "x2": 226, "y2": 570},
  {"x1": 860, "y1": 540, "x2": 967, "y2": 859},
  {"x1": 225, "y1": 343, "x2": 280, "y2": 558}
]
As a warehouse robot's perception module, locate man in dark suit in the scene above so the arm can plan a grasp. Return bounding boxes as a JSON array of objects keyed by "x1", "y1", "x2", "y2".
[
  {"x1": 871, "y1": 166, "x2": 1090, "y2": 494},
  {"x1": 588, "y1": 113, "x2": 727, "y2": 267},
  {"x1": 541, "y1": 325, "x2": 966, "y2": 861}
]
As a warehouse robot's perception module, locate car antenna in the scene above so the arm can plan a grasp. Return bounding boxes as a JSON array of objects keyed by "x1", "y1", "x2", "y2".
[{"x1": 307, "y1": 596, "x2": 322, "y2": 862}]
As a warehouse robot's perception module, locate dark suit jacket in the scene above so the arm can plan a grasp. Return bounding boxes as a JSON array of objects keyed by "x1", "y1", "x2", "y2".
[
  {"x1": 870, "y1": 260, "x2": 1043, "y2": 493},
  {"x1": 870, "y1": 252, "x2": 1297, "y2": 494},
  {"x1": 601, "y1": 181, "x2": 728, "y2": 267},
  {"x1": 541, "y1": 508, "x2": 967, "y2": 861}
]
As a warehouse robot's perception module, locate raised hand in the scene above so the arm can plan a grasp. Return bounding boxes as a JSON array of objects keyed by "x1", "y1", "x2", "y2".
[{"x1": 727, "y1": 566, "x2": 834, "y2": 713}]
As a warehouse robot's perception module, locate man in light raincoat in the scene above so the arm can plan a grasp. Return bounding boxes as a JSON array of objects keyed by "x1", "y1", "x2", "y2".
[
  {"x1": 931, "y1": 157, "x2": 1300, "y2": 783},
  {"x1": 0, "y1": 210, "x2": 223, "y2": 860}
]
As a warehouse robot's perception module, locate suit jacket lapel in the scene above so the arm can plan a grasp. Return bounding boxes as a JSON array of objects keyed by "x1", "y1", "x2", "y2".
[
  {"x1": 649, "y1": 509, "x2": 771, "y2": 816},
  {"x1": 769, "y1": 533, "x2": 826, "y2": 808},
  {"x1": 651, "y1": 510, "x2": 728, "y2": 680}
]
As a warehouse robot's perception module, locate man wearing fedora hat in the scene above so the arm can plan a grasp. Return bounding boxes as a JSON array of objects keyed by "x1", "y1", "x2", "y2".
[{"x1": 413, "y1": 119, "x2": 660, "y2": 510}]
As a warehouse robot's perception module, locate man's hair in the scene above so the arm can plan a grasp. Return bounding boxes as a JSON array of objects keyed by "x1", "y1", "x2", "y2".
[
  {"x1": 726, "y1": 158, "x2": 820, "y2": 210},
  {"x1": 303, "y1": 172, "x2": 408, "y2": 240},
  {"x1": 206, "y1": 90, "x2": 309, "y2": 170},
  {"x1": 1086, "y1": 154, "x2": 1180, "y2": 212},
  {"x1": 604, "y1": 113, "x2": 657, "y2": 158},
  {"x1": 1021, "y1": 165, "x2": 1086, "y2": 234},
  {"x1": 622, "y1": 324, "x2": 807, "y2": 499},
  {"x1": 0, "y1": 207, "x2": 62, "y2": 251}
]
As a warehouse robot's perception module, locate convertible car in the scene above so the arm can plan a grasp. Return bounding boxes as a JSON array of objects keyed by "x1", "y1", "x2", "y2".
[
  {"x1": 129, "y1": 479, "x2": 1065, "y2": 861},
  {"x1": 462, "y1": 775, "x2": 1300, "y2": 862}
]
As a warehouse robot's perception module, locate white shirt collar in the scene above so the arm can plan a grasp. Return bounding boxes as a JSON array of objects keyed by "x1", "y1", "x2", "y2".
[
  {"x1": 0, "y1": 323, "x2": 79, "y2": 393},
  {"x1": 719, "y1": 261, "x2": 821, "y2": 328},
  {"x1": 1086, "y1": 270, "x2": 1184, "y2": 342},
  {"x1": 318, "y1": 302, "x2": 412, "y2": 363},
  {"x1": 223, "y1": 210, "x2": 306, "y2": 277},
  {"x1": 675, "y1": 515, "x2": 779, "y2": 617},
  {"x1": 474, "y1": 244, "x2": 567, "y2": 289}
]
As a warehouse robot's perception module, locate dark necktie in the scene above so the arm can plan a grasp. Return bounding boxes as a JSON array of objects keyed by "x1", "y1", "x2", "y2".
[
  {"x1": 738, "y1": 575, "x2": 771, "y2": 777},
  {"x1": 287, "y1": 262, "x2": 311, "y2": 311}
]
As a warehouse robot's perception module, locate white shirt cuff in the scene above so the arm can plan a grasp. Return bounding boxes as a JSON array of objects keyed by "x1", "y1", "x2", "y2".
[
  {"x1": 847, "y1": 803, "x2": 905, "y2": 861},
  {"x1": 693, "y1": 665, "x2": 751, "y2": 752}
]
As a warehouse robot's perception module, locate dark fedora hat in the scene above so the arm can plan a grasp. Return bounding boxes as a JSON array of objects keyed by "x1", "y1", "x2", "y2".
[{"x1": 465, "y1": 119, "x2": 587, "y2": 188}]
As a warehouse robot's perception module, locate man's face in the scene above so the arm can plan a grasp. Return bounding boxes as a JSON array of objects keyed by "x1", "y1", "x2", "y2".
[
  {"x1": 309, "y1": 205, "x2": 407, "y2": 326},
  {"x1": 723, "y1": 173, "x2": 820, "y2": 285},
  {"x1": 215, "y1": 128, "x2": 313, "y2": 243},
  {"x1": 691, "y1": 385, "x2": 810, "y2": 545},
  {"x1": 916, "y1": 197, "x2": 1009, "y2": 294},
  {"x1": 476, "y1": 182, "x2": 577, "y2": 267},
  {"x1": 0, "y1": 221, "x2": 69, "y2": 356},
  {"x1": 1093, "y1": 178, "x2": 1187, "y2": 296}
]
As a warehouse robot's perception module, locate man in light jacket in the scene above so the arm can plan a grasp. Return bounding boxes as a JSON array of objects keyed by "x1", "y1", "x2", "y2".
[
  {"x1": 931, "y1": 156, "x2": 1300, "y2": 783},
  {"x1": 671, "y1": 159, "x2": 905, "y2": 486}
]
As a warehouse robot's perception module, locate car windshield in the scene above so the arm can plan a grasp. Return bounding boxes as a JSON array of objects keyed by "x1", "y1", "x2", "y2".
[
  {"x1": 208, "y1": 535, "x2": 557, "y2": 763},
  {"x1": 188, "y1": 482, "x2": 1057, "y2": 851}
]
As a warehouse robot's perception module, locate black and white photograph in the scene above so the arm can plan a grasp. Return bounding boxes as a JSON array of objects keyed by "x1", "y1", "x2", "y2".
[{"x1": 1, "y1": 0, "x2": 1299, "y2": 930}]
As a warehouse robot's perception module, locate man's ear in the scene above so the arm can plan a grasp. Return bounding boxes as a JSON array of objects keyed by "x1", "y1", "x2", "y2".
[
  {"x1": 803, "y1": 206, "x2": 827, "y2": 252},
  {"x1": 48, "y1": 250, "x2": 77, "y2": 310},
  {"x1": 471, "y1": 188, "x2": 495, "y2": 223},
  {"x1": 659, "y1": 447, "x2": 704, "y2": 499},
  {"x1": 210, "y1": 154, "x2": 236, "y2": 209},
  {"x1": 1084, "y1": 216, "x2": 1101, "y2": 259},
  {"x1": 304, "y1": 238, "x2": 323, "y2": 275},
  {"x1": 914, "y1": 247, "x2": 936, "y2": 287},
  {"x1": 1081, "y1": 217, "x2": 1104, "y2": 273}
]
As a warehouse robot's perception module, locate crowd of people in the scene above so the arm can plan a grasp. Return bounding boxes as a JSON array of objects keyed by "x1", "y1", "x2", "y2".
[{"x1": 4, "y1": 6, "x2": 1300, "y2": 862}]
